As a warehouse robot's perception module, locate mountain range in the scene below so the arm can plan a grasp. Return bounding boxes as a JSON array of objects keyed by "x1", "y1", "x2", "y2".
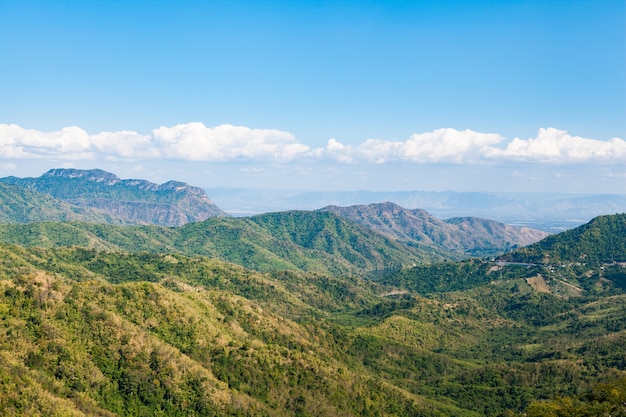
[
  {"x1": 1, "y1": 168, "x2": 625, "y2": 416},
  {"x1": 0, "y1": 212, "x2": 460, "y2": 276},
  {"x1": 320, "y1": 202, "x2": 547, "y2": 258},
  {"x1": 0, "y1": 209, "x2": 625, "y2": 416},
  {"x1": 206, "y1": 187, "x2": 626, "y2": 231},
  {"x1": 0, "y1": 168, "x2": 227, "y2": 226},
  {"x1": 0, "y1": 169, "x2": 548, "y2": 268}
]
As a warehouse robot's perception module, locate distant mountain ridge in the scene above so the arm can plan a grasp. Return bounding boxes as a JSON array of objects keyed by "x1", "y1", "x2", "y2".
[
  {"x1": 207, "y1": 187, "x2": 626, "y2": 231},
  {"x1": 0, "y1": 168, "x2": 227, "y2": 226},
  {"x1": 0, "y1": 169, "x2": 551, "y2": 272},
  {"x1": 320, "y1": 202, "x2": 549, "y2": 258},
  {"x1": 41, "y1": 168, "x2": 208, "y2": 196}
]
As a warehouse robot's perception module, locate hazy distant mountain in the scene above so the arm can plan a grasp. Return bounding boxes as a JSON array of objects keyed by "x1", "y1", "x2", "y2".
[
  {"x1": 0, "y1": 169, "x2": 227, "y2": 226},
  {"x1": 206, "y1": 188, "x2": 626, "y2": 231},
  {"x1": 320, "y1": 202, "x2": 549, "y2": 257},
  {"x1": 444, "y1": 216, "x2": 549, "y2": 255}
]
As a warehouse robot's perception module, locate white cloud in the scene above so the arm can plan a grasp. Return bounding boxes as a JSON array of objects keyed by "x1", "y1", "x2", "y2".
[
  {"x1": 91, "y1": 131, "x2": 157, "y2": 159},
  {"x1": 325, "y1": 138, "x2": 356, "y2": 163},
  {"x1": 0, "y1": 125, "x2": 94, "y2": 160},
  {"x1": 324, "y1": 128, "x2": 504, "y2": 164},
  {"x1": 484, "y1": 128, "x2": 626, "y2": 163},
  {"x1": 323, "y1": 127, "x2": 626, "y2": 165},
  {"x1": 0, "y1": 123, "x2": 624, "y2": 166},
  {"x1": 152, "y1": 123, "x2": 310, "y2": 161},
  {"x1": 405, "y1": 129, "x2": 503, "y2": 163},
  {"x1": 0, "y1": 122, "x2": 310, "y2": 162},
  {"x1": 0, "y1": 124, "x2": 153, "y2": 161}
]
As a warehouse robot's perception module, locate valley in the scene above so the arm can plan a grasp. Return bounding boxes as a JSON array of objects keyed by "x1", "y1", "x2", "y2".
[{"x1": 0, "y1": 169, "x2": 625, "y2": 416}]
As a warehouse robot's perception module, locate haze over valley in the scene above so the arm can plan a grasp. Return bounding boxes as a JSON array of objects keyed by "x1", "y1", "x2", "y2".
[{"x1": 205, "y1": 187, "x2": 626, "y2": 232}]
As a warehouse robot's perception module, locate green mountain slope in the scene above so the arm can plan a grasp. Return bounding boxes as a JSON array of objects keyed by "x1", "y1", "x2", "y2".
[
  {"x1": 500, "y1": 213, "x2": 626, "y2": 265},
  {"x1": 378, "y1": 214, "x2": 626, "y2": 297},
  {"x1": 247, "y1": 210, "x2": 450, "y2": 267},
  {"x1": 0, "y1": 243, "x2": 481, "y2": 417},
  {"x1": 0, "y1": 213, "x2": 625, "y2": 416},
  {"x1": 0, "y1": 211, "x2": 438, "y2": 275},
  {"x1": 1, "y1": 237, "x2": 626, "y2": 416},
  {"x1": 366, "y1": 216, "x2": 626, "y2": 414},
  {"x1": 0, "y1": 169, "x2": 227, "y2": 226}
]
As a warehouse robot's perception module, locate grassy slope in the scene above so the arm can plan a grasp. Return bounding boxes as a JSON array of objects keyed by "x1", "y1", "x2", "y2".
[{"x1": 1, "y1": 214, "x2": 625, "y2": 415}]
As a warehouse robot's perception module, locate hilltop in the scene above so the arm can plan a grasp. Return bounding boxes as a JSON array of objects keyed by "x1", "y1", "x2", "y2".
[
  {"x1": 499, "y1": 213, "x2": 626, "y2": 265},
  {"x1": 320, "y1": 202, "x2": 548, "y2": 258}
]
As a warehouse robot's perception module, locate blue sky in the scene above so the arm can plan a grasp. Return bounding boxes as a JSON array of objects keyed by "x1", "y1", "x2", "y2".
[{"x1": 1, "y1": 0, "x2": 625, "y2": 193}]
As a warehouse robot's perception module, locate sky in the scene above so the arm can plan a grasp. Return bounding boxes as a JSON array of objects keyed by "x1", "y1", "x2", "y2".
[{"x1": 0, "y1": 0, "x2": 625, "y2": 194}]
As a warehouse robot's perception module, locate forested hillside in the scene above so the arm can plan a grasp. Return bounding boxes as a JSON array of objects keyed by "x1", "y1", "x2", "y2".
[
  {"x1": 0, "y1": 244, "x2": 479, "y2": 416},
  {"x1": 500, "y1": 213, "x2": 626, "y2": 265},
  {"x1": 379, "y1": 214, "x2": 626, "y2": 297},
  {"x1": 0, "y1": 242, "x2": 625, "y2": 416},
  {"x1": 0, "y1": 214, "x2": 625, "y2": 416},
  {"x1": 0, "y1": 211, "x2": 437, "y2": 276}
]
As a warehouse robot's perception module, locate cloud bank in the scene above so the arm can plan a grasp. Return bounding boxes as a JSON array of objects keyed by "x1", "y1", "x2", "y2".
[
  {"x1": 324, "y1": 129, "x2": 504, "y2": 164},
  {"x1": 0, "y1": 123, "x2": 624, "y2": 165},
  {"x1": 485, "y1": 128, "x2": 626, "y2": 163}
]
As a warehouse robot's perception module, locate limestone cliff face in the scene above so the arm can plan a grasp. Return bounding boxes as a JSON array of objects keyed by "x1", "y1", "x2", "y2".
[
  {"x1": 0, "y1": 169, "x2": 228, "y2": 226},
  {"x1": 320, "y1": 202, "x2": 549, "y2": 257}
]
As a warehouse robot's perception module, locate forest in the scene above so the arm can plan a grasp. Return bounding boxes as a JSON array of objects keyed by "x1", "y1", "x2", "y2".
[{"x1": 0, "y1": 214, "x2": 625, "y2": 416}]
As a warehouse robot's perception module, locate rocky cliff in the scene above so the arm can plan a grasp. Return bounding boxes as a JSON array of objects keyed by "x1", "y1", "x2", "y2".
[{"x1": 0, "y1": 169, "x2": 227, "y2": 226}]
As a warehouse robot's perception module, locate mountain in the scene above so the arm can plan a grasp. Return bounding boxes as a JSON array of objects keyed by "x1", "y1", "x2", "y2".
[
  {"x1": 320, "y1": 202, "x2": 548, "y2": 258},
  {"x1": 0, "y1": 182, "x2": 118, "y2": 224},
  {"x1": 0, "y1": 210, "x2": 443, "y2": 276},
  {"x1": 378, "y1": 213, "x2": 626, "y2": 297},
  {"x1": 0, "y1": 168, "x2": 227, "y2": 226},
  {"x1": 1, "y1": 220, "x2": 626, "y2": 416},
  {"x1": 0, "y1": 201, "x2": 552, "y2": 277},
  {"x1": 207, "y1": 188, "x2": 626, "y2": 231},
  {"x1": 500, "y1": 213, "x2": 626, "y2": 265},
  {"x1": 0, "y1": 244, "x2": 444, "y2": 417}
]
